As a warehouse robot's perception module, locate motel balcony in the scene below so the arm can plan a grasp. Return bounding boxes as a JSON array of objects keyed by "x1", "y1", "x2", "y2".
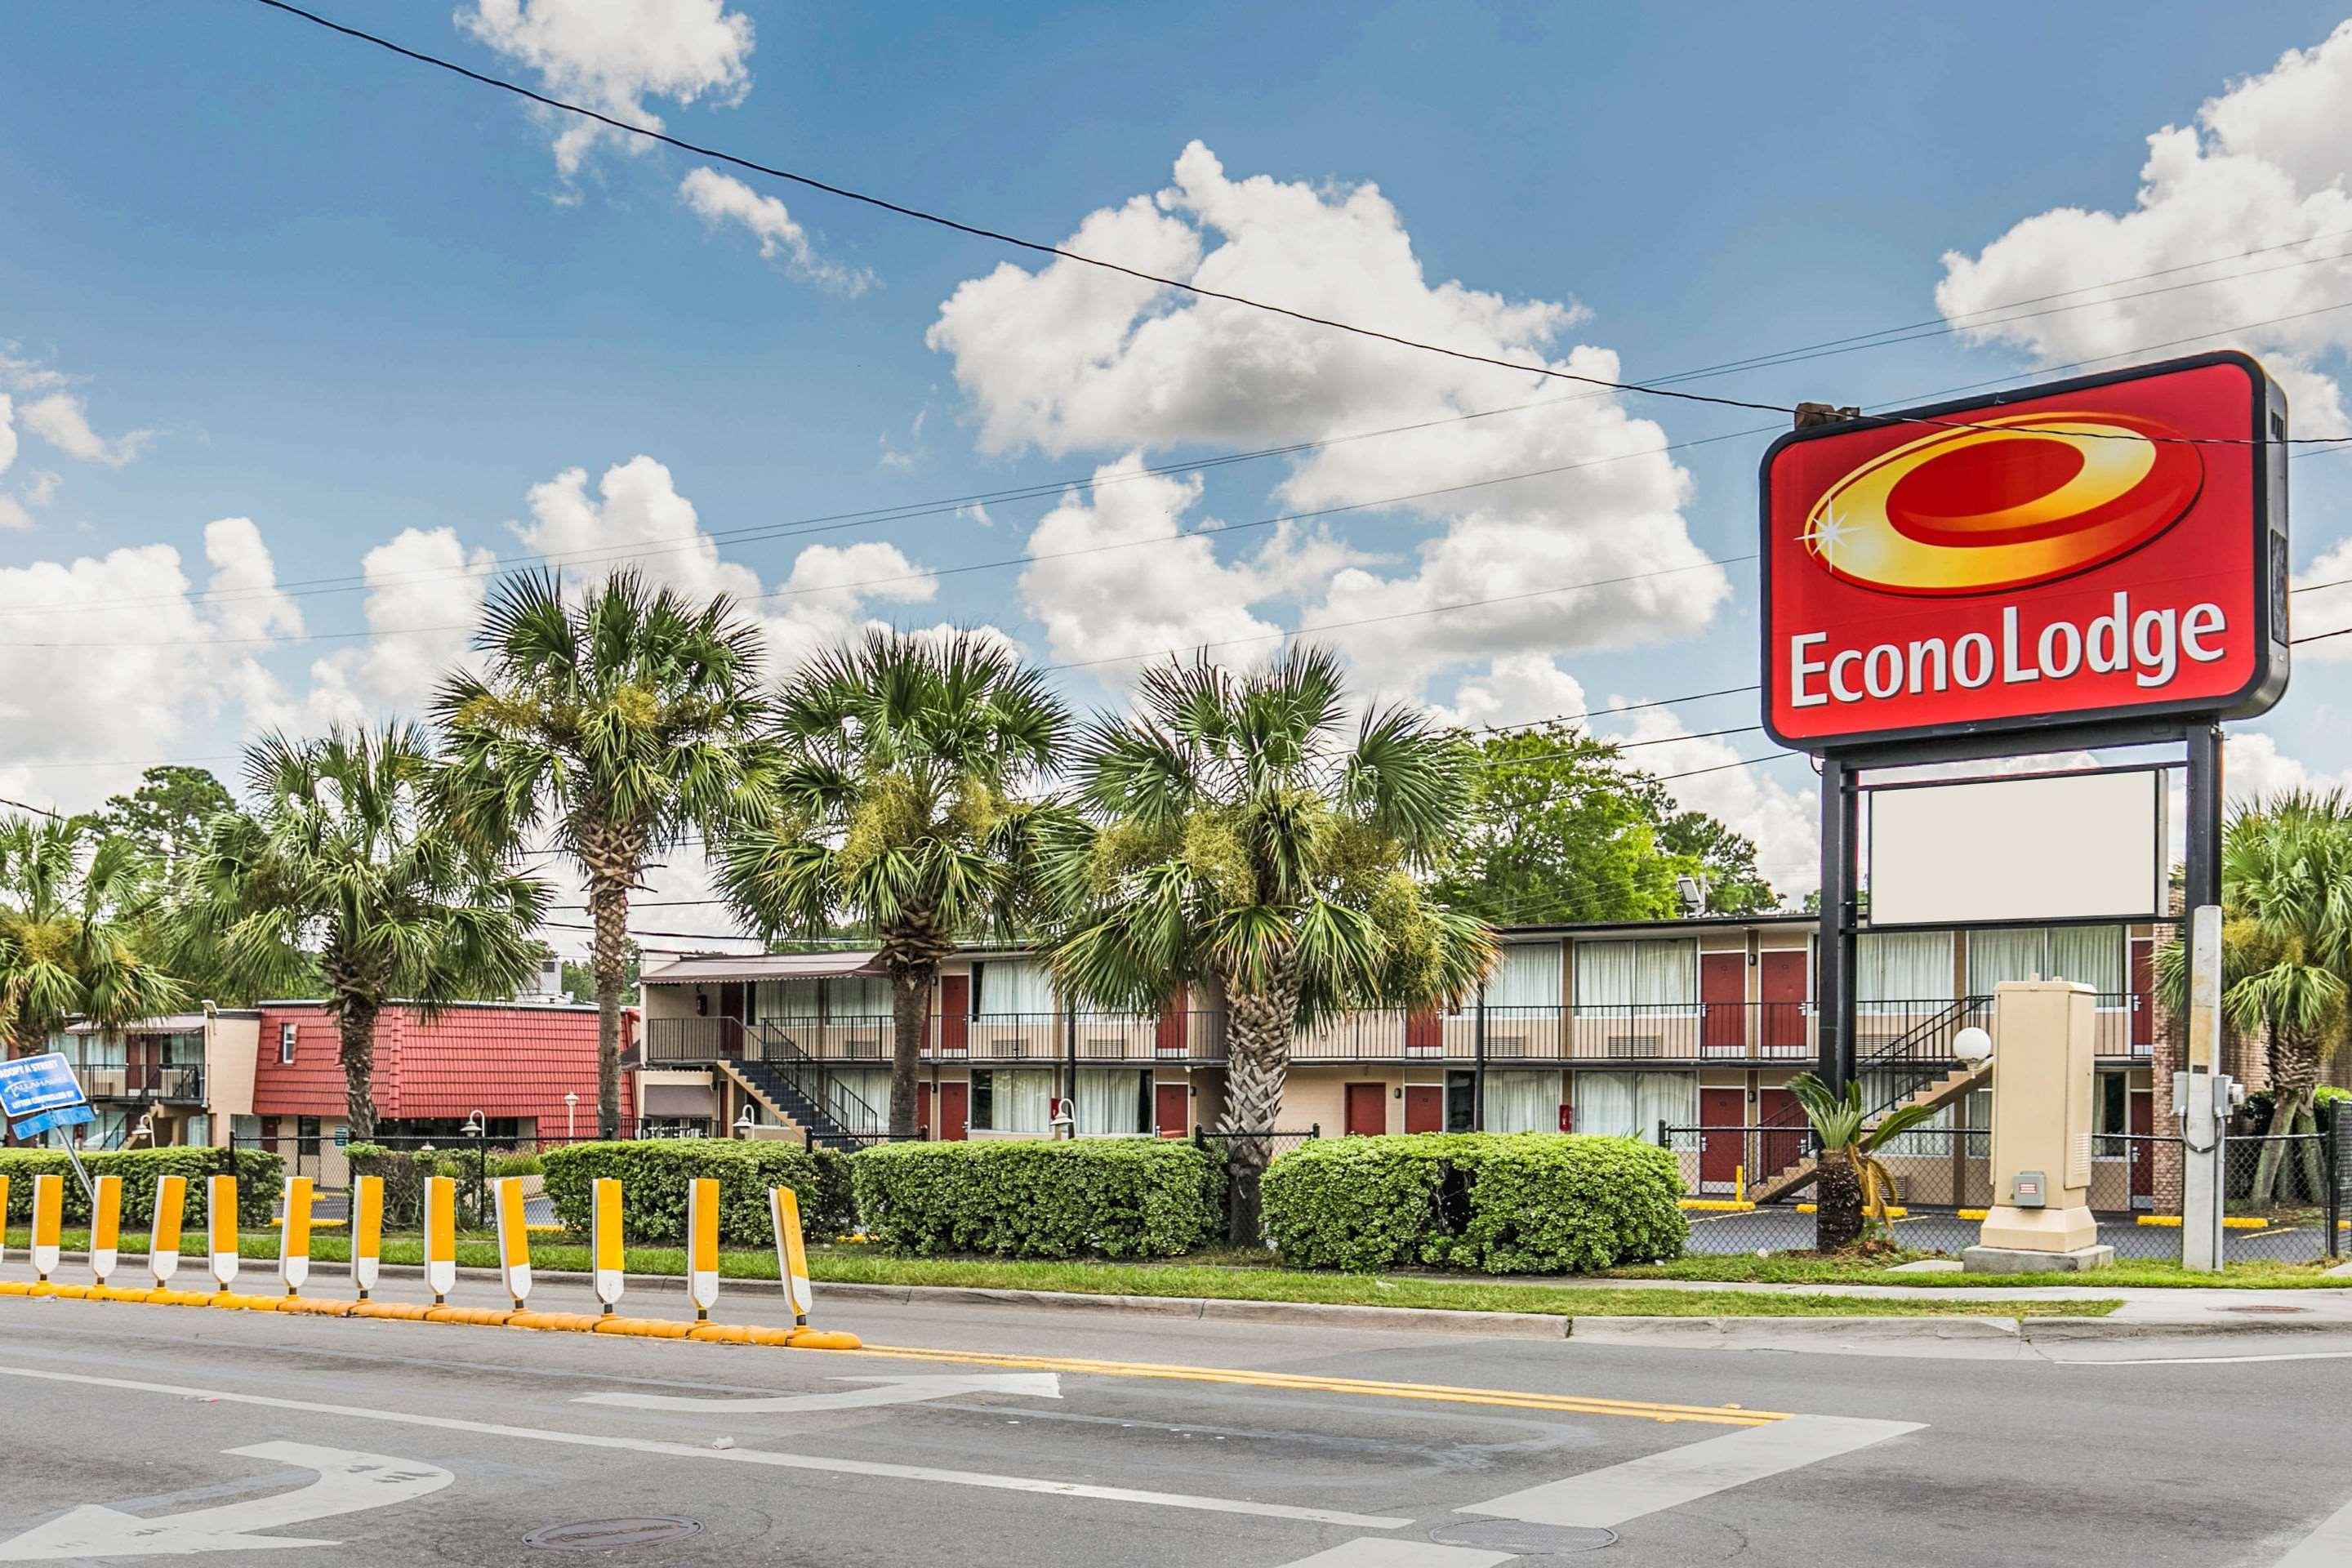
[{"x1": 640, "y1": 1011, "x2": 1230, "y2": 1067}]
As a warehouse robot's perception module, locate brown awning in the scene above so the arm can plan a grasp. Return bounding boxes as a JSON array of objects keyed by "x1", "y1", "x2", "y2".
[{"x1": 639, "y1": 951, "x2": 885, "y2": 986}]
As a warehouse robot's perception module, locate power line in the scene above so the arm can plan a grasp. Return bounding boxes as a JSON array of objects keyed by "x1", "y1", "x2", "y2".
[{"x1": 243, "y1": 0, "x2": 2352, "y2": 452}]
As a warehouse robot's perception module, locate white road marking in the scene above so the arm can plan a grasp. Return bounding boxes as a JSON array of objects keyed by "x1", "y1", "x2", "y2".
[
  {"x1": 576, "y1": 1372, "x2": 1062, "y2": 1413},
  {"x1": 0, "y1": 1442, "x2": 452, "y2": 1560},
  {"x1": 1272, "y1": 1541, "x2": 1512, "y2": 1568},
  {"x1": 2276, "y1": 1494, "x2": 2352, "y2": 1566},
  {"x1": 0, "y1": 1365, "x2": 1406, "y2": 1531},
  {"x1": 2067, "y1": 1350, "x2": 2352, "y2": 1368},
  {"x1": 1457, "y1": 1413, "x2": 1922, "y2": 1529}
]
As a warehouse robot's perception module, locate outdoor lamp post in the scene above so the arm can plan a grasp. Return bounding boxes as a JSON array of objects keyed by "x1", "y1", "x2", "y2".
[
  {"x1": 734, "y1": 1107, "x2": 756, "y2": 1138},
  {"x1": 564, "y1": 1092, "x2": 578, "y2": 1143},
  {"x1": 1953, "y1": 1027, "x2": 1991, "y2": 1065}
]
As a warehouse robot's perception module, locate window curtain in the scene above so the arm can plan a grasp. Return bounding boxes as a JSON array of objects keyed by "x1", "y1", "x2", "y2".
[
  {"x1": 828, "y1": 1069, "x2": 891, "y2": 1121},
  {"x1": 1074, "y1": 1068, "x2": 1147, "y2": 1135},
  {"x1": 978, "y1": 960, "x2": 1058, "y2": 1016},
  {"x1": 1484, "y1": 1071, "x2": 1559, "y2": 1134},
  {"x1": 1485, "y1": 943, "x2": 1565, "y2": 1010},
  {"x1": 979, "y1": 1068, "x2": 1054, "y2": 1132},
  {"x1": 1964, "y1": 928, "x2": 2045, "y2": 995},
  {"x1": 753, "y1": 979, "x2": 821, "y2": 1021},
  {"x1": 1856, "y1": 932, "x2": 1953, "y2": 1004},
  {"x1": 1572, "y1": 1071, "x2": 1694, "y2": 1138},
  {"x1": 2048, "y1": 926, "x2": 2125, "y2": 998},
  {"x1": 826, "y1": 976, "x2": 893, "y2": 1019},
  {"x1": 1573, "y1": 941, "x2": 1695, "y2": 1012}
]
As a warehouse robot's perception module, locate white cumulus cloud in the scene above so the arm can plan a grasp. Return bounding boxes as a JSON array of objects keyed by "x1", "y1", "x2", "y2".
[
  {"x1": 1937, "y1": 19, "x2": 2352, "y2": 434},
  {"x1": 678, "y1": 168, "x2": 871, "y2": 295}
]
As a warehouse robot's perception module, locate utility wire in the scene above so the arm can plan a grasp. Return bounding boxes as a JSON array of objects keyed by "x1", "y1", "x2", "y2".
[{"x1": 243, "y1": 0, "x2": 2350, "y2": 451}]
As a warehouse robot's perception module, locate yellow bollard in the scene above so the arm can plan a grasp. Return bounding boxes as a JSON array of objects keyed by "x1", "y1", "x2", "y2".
[
  {"x1": 424, "y1": 1175, "x2": 457, "y2": 1305},
  {"x1": 686, "y1": 1178, "x2": 719, "y2": 1322},
  {"x1": 150, "y1": 1174, "x2": 186, "y2": 1286},
  {"x1": 0, "y1": 1175, "x2": 9, "y2": 1267},
  {"x1": 1735, "y1": 1165, "x2": 1745, "y2": 1205},
  {"x1": 591, "y1": 1177, "x2": 625, "y2": 1316},
  {"x1": 492, "y1": 1176, "x2": 532, "y2": 1311},
  {"x1": 350, "y1": 1174, "x2": 382, "y2": 1301},
  {"x1": 207, "y1": 1174, "x2": 239, "y2": 1291},
  {"x1": 89, "y1": 1174, "x2": 123, "y2": 1287},
  {"x1": 769, "y1": 1186, "x2": 813, "y2": 1327},
  {"x1": 278, "y1": 1175, "x2": 314, "y2": 1297},
  {"x1": 30, "y1": 1174, "x2": 64, "y2": 1283}
]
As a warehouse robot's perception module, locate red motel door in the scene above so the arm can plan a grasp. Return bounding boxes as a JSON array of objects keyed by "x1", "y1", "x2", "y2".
[
  {"x1": 1155, "y1": 1082, "x2": 1189, "y2": 1138},
  {"x1": 1343, "y1": 1082, "x2": 1385, "y2": 1137},
  {"x1": 2130, "y1": 1090, "x2": 2154, "y2": 1201},
  {"x1": 938, "y1": 974, "x2": 970, "y2": 1055},
  {"x1": 1760, "y1": 950, "x2": 1808, "y2": 1053},
  {"x1": 1404, "y1": 1085, "x2": 1443, "y2": 1134},
  {"x1": 938, "y1": 1080, "x2": 969, "y2": 1141},
  {"x1": 1156, "y1": 985, "x2": 1189, "y2": 1055},
  {"x1": 1699, "y1": 953, "x2": 1744, "y2": 1053},
  {"x1": 2130, "y1": 938, "x2": 2156, "y2": 1053},
  {"x1": 916, "y1": 1082, "x2": 931, "y2": 1139},
  {"x1": 1699, "y1": 1087, "x2": 1744, "y2": 1191},
  {"x1": 1404, "y1": 1010, "x2": 1441, "y2": 1054}
]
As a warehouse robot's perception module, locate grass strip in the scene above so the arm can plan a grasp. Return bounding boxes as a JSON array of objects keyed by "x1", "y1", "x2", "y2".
[
  {"x1": 1607, "y1": 1253, "x2": 2351, "y2": 1290},
  {"x1": 4, "y1": 1227, "x2": 2113, "y2": 1318}
]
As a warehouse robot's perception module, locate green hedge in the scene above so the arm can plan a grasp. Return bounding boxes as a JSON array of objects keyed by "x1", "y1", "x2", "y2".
[
  {"x1": 539, "y1": 1139, "x2": 854, "y2": 1246},
  {"x1": 0, "y1": 1147, "x2": 283, "y2": 1229},
  {"x1": 852, "y1": 1139, "x2": 1223, "y2": 1259},
  {"x1": 1260, "y1": 1133, "x2": 1686, "y2": 1273}
]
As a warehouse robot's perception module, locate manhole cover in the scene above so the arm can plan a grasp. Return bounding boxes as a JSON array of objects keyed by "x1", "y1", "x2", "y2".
[
  {"x1": 1429, "y1": 1518, "x2": 1618, "y2": 1554},
  {"x1": 2220, "y1": 1303, "x2": 2313, "y2": 1315},
  {"x1": 523, "y1": 1518, "x2": 705, "y2": 1552}
]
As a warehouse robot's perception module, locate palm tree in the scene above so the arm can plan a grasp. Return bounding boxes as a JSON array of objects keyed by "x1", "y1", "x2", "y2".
[
  {"x1": 715, "y1": 629, "x2": 1069, "y2": 1138},
  {"x1": 434, "y1": 570, "x2": 774, "y2": 1139},
  {"x1": 1043, "y1": 650, "x2": 1495, "y2": 1243},
  {"x1": 0, "y1": 815, "x2": 185, "y2": 1084},
  {"x1": 171, "y1": 724, "x2": 550, "y2": 1140},
  {"x1": 2156, "y1": 790, "x2": 2352, "y2": 1205},
  {"x1": 1784, "y1": 1072, "x2": 1942, "y2": 1250}
]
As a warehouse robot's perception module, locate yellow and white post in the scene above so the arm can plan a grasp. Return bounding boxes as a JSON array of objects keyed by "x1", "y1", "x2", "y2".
[
  {"x1": 350, "y1": 1174, "x2": 382, "y2": 1300},
  {"x1": 149, "y1": 1174, "x2": 185, "y2": 1285},
  {"x1": 591, "y1": 1177, "x2": 625, "y2": 1316},
  {"x1": 278, "y1": 1175, "x2": 314, "y2": 1297},
  {"x1": 492, "y1": 1176, "x2": 531, "y2": 1311},
  {"x1": 30, "y1": 1174, "x2": 63, "y2": 1283},
  {"x1": 207, "y1": 1174, "x2": 239, "y2": 1290},
  {"x1": 424, "y1": 1175, "x2": 457, "y2": 1304},
  {"x1": 89, "y1": 1174, "x2": 122, "y2": 1286},
  {"x1": 0, "y1": 1175, "x2": 8, "y2": 1267},
  {"x1": 769, "y1": 1185, "x2": 813, "y2": 1326},
  {"x1": 686, "y1": 1177, "x2": 720, "y2": 1321}
]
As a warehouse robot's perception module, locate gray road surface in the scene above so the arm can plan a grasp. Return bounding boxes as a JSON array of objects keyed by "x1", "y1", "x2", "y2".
[{"x1": 1, "y1": 1258, "x2": 2350, "y2": 1566}]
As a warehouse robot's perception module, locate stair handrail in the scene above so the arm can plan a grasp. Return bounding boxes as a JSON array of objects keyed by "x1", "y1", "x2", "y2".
[
  {"x1": 1753, "y1": 994, "x2": 1994, "y2": 1136},
  {"x1": 750, "y1": 1021, "x2": 886, "y2": 1139}
]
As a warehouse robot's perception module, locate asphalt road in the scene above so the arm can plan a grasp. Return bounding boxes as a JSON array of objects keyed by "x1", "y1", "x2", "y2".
[{"x1": 2, "y1": 1259, "x2": 2350, "y2": 1566}]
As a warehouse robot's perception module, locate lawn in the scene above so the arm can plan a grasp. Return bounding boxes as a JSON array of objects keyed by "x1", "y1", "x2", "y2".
[
  {"x1": 1607, "y1": 1252, "x2": 2348, "y2": 1289},
  {"x1": 4, "y1": 1227, "x2": 2115, "y2": 1318}
]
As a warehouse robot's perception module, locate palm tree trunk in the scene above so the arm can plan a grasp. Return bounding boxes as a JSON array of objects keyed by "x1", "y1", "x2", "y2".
[
  {"x1": 1815, "y1": 1147, "x2": 1864, "y2": 1250},
  {"x1": 889, "y1": 969, "x2": 930, "y2": 1138},
  {"x1": 2252, "y1": 1022, "x2": 2320, "y2": 1209},
  {"x1": 337, "y1": 999, "x2": 381, "y2": 1143},
  {"x1": 585, "y1": 862, "x2": 632, "y2": 1142},
  {"x1": 1215, "y1": 977, "x2": 1297, "y2": 1246}
]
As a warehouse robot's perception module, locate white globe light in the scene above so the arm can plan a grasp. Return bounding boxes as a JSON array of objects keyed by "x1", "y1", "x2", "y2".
[{"x1": 1953, "y1": 1026, "x2": 1993, "y2": 1064}]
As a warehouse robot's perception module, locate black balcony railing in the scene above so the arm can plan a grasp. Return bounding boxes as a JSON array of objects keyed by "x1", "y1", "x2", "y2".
[
  {"x1": 644, "y1": 1011, "x2": 1227, "y2": 1065},
  {"x1": 78, "y1": 1063, "x2": 205, "y2": 1102}
]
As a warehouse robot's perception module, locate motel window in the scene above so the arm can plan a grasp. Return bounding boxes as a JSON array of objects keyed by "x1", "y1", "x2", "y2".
[
  {"x1": 1966, "y1": 926, "x2": 2125, "y2": 1004},
  {"x1": 826, "y1": 976, "x2": 893, "y2": 1020},
  {"x1": 826, "y1": 1068, "x2": 891, "y2": 1123},
  {"x1": 969, "y1": 1068, "x2": 1054, "y2": 1134},
  {"x1": 2096, "y1": 1071, "x2": 2129, "y2": 1158},
  {"x1": 1071, "y1": 1068, "x2": 1152, "y2": 1136},
  {"x1": 1466, "y1": 942, "x2": 1564, "y2": 1017},
  {"x1": 751, "y1": 979, "x2": 821, "y2": 1022},
  {"x1": 231, "y1": 1114, "x2": 262, "y2": 1150},
  {"x1": 1571, "y1": 1071, "x2": 1695, "y2": 1139},
  {"x1": 1571, "y1": 941, "x2": 1696, "y2": 1016},
  {"x1": 278, "y1": 1022, "x2": 298, "y2": 1064},
  {"x1": 1484, "y1": 1071, "x2": 1562, "y2": 1134},
  {"x1": 975, "y1": 960, "x2": 1057, "y2": 1017},
  {"x1": 1855, "y1": 932, "x2": 1953, "y2": 1007},
  {"x1": 297, "y1": 1116, "x2": 321, "y2": 1157},
  {"x1": 1445, "y1": 1071, "x2": 1477, "y2": 1132}
]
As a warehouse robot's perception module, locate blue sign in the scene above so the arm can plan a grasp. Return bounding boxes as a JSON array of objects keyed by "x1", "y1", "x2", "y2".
[
  {"x1": 11, "y1": 1102, "x2": 96, "y2": 1138},
  {"x1": 0, "y1": 1054, "x2": 87, "y2": 1119}
]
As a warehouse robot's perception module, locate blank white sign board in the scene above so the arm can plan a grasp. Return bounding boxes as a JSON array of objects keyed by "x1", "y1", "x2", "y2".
[{"x1": 1869, "y1": 770, "x2": 2165, "y2": 926}]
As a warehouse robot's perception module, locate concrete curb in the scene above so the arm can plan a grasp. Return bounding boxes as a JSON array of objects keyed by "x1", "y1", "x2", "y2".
[{"x1": 2020, "y1": 1315, "x2": 2352, "y2": 1341}]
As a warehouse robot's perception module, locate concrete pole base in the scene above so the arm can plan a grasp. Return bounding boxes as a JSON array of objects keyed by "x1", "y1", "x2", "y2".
[{"x1": 1961, "y1": 1244, "x2": 2117, "y2": 1274}]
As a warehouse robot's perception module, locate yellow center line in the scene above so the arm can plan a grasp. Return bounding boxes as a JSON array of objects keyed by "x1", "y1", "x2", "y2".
[{"x1": 842, "y1": 1343, "x2": 1785, "y2": 1426}]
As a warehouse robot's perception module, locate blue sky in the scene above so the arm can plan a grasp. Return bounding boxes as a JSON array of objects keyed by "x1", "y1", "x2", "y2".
[{"x1": 6, "y1": 0, "x2": 2352, "y2": 929}]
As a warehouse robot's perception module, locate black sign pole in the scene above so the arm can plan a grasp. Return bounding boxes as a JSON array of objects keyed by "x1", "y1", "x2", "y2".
[
  {"x1": 2184, "y1": 721, "x2": 2224, "y2": 913},
  {"x1": 1817, "y1": 752, "x2": 1858, "y2": 1098}
]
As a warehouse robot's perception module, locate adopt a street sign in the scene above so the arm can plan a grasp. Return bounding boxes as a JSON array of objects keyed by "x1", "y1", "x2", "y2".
[
  {"x1": 0, "y1": 1053, "x2": 88, "y2": 1121},
  {"x1": 12, "y1": 1102, "x2": 96, "y2": 1139}
]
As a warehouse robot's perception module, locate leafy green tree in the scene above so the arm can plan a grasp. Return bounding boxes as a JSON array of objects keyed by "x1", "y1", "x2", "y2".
[
  {"x1": 716, "y1": 630, "x2": 1069, "y2": 1138},
  {"x1": 1653, "y1": 810, "x2": 1779, "y2": 915},
  {"x1": 563, "y1": 942, "x2": 639, "y2": 1007},
  {"x1": 1436, "y1": 726, "x2": 1692, "y2": 924},
  {"x1": 91, "y1": 766, "x2": 236, "y2": 874},
  {"x1": 434, "y1": 570, "x2": 775, "y2": 1138},
  {"x1": 0, "y1": 815, "x2": 185, "y2": 1066},
  {"x1": 2157, "y1": 790, "x2": 2352, "y2": 1205},
  {"x1": 171, "y1": 724, "x2": 550, "y2": 1139},
  {"x1": 1044, "y1": 650, "x2": 1495, "y2": 1241}
]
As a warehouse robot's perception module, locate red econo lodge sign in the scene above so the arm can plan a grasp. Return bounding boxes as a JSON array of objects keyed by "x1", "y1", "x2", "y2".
[{"x1": 1761, "y1": 351, "x2": 2292, "y2": 751}]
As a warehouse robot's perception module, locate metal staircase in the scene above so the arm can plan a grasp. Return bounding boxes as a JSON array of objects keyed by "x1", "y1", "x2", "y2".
[{"x1": 721, "y1": 1022, "x2": 886, "y2": 1150}]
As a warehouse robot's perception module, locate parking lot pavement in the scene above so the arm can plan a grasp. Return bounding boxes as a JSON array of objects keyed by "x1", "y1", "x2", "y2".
[
  {"x1": 1682, "y1": 1204, "x2": 2335, "y2": 1263},
  {"x1": 7, "y1": 1263, "x2": 2352, "y2": 1565}
]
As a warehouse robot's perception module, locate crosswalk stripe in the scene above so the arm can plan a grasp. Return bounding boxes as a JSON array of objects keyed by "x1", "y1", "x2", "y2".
[
  {"x1": 2276, "y1": 1495, "x2": 2352, "y2": 1566},
  {"x1": 1272, "y1": 1541, "x2": 1512, "y2": 1568}
]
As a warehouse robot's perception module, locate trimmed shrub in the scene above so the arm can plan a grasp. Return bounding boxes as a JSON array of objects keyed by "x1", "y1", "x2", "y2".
[
  {"x1": 539, "y1": 1139, "x2": 854, "y2": 1246},
  {"x1": 345, "y1": 1144, "x2": 443, "y2": 1227},
  {"x1": 0, "y1": 1146, "x2": 283, "y2": 1229},
  {"x1": 1261, "y1": 1133, "x2": 1686, "y2": 1274},
  {"x1": 852, "y1": 1139, "x2": 1223, "y2": 1259}
]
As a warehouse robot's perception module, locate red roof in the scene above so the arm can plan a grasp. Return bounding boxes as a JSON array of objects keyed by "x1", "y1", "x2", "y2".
[{"x1": 251, "y1": 1002, "x2": 636, "y2": 1126}]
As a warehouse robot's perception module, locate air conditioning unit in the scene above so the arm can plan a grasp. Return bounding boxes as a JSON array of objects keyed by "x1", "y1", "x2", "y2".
[
  {"x1": 517, "y1": 956, "x2": 566, "y2": 1003},
  {"x1": 1606, "y1": 1034, "x2": 1664, "y2": 1059}
]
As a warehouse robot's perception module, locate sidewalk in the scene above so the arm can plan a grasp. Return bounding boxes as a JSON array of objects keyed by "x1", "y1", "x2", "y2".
[{"x1": 1510, "y1": 1272, "x2": 2352, "y2": 1328}]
